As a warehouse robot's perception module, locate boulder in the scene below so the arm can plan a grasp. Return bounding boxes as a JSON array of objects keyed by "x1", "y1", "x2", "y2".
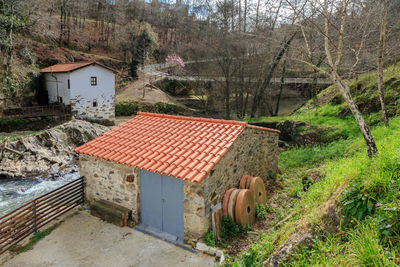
[{"x1": 0, "y1": 120, "x2": 108, "y2": 179}]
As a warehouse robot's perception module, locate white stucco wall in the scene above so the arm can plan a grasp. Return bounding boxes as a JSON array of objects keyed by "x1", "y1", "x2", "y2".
[
  {"x1": 69, "y1": 65, "x2": 115, "y2": 121},
  {"x1": 44, "y1": 73, "x2": 70, "y2": 104}
]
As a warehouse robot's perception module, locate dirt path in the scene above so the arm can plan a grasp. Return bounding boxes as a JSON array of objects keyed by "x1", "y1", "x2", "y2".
[
  {"x1": 116, "y1": 70, "x2": 183, "y2": 106},
  {"x1": 3, "y1": 211, "x2": 215, "y2": 267}
]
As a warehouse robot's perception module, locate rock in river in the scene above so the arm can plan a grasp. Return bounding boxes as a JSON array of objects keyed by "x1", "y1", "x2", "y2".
[{"x1": 0, "y1": 120, "x2": 108, "y2": 179}]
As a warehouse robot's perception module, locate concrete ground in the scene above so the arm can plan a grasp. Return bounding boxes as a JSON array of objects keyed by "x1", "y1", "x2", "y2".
[{"x1": 3, "y1": 211, "x2": 215, "y2": 267}]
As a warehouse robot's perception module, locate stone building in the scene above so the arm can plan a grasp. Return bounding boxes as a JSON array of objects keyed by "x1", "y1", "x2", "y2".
[
  {"x1": 74, "y1": 112, "x2": 279, "y2": 244},
  {"x1": 41, "y1": 61, "x2": 116, "y2": 122}
]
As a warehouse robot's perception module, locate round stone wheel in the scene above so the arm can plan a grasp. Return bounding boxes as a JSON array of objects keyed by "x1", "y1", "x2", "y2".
[
  {"x1": 227, "y1": 189, "x2": 240, "y2": 221},
  {"x1": 234, "y1": 189, "x2": 255, "y2": 227},
  {"x1": 249, "y1": 177, "x2": 267, "y2": 204},
  {"x1": 240, "y1": 175, "x2": 252, "y2": 189},
  {"x1": 222, "y1": 188, "x2": 235, "y2": 216},
  {"x1": 245, "y1": 175, "x2": 253, "y2": 189}
]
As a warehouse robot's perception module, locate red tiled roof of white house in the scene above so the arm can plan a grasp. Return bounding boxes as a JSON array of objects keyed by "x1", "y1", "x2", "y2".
[
  {"x1": 73, "y1": 112, "x2": 279, "y2": 182},
  {"x1": 40, "y1": 61, "x2": 117, "y2": 73}
]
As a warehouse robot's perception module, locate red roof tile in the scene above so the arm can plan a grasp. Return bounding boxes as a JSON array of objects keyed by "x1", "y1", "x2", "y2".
[
  {"x1": 73, "y1": 112, "x2": 278, "y2": 183},
  {"x1": 40, "y1": 61, "x2": 117, "y2": 73}
]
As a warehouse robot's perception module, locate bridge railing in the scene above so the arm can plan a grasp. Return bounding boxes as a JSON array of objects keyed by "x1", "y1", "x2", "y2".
[{"x1": 0, "y1": 177, "x2": 84, "y2": 255}]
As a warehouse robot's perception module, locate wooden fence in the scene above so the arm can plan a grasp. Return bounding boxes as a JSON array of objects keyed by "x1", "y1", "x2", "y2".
[
  {"x1": 1, "y1": 104, "x2": 72, "y2": 120},
  {"x1": 0, "y1": 177, "x2": 84, "y2": 255}
]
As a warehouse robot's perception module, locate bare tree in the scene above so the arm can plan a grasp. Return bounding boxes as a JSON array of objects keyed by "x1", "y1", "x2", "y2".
[
  {"x1": 292, "y1": 0, "x2": 378, "y2": 157},
  {"x1": 376, "y1": 0, "x2": 389, "y2": 126}
]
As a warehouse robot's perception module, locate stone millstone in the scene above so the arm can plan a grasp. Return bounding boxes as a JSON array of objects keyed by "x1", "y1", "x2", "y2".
[
  {"x1": 222, "y1": 188, "x2": 235, "y2": 216},
  {"x1": 212, "y1": 208, "x2": 222, "y2": 241},
  {"x1": 240, "y1": 175, "x2": 252, "y2": 189},
  {"x1": 227, "y1": 189, "x2": 240, "y2": 221},
  {"x1": 249, "y1": 177, "x2": 267, "y2": 204},
  {"x1": 245, "y1": 175, "x2": 253, "y2": 189},
  {"x1": 235, "y1": 189, "x2": 255, "y2": 227}
]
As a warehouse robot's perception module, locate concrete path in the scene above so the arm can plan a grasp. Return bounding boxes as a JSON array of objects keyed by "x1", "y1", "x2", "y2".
[{"x1": 3, "y1": 211, "x2": 215, "y2": 267}]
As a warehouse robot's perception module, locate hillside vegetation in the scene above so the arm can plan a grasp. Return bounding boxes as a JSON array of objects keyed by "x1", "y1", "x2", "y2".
[{"x1": 225, "y1": 63, "x2": 400, "y2": 265}]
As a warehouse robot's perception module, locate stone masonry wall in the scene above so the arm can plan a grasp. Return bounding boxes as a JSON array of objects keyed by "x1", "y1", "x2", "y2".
[
  {"x1": 183, "y1": 127, "x2": 279, "y2": 244},
  {"x1": 79, "y1": 155, "x2": 141, "y2": 222},
  {"x1": 71, "y1": 94, "x2": 115, "y2": 121}
]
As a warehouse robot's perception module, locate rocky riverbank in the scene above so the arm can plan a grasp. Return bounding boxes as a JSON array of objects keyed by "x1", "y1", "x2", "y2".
[{"x1": 0, "y1": 120, "x2": 108, "y2": 179}]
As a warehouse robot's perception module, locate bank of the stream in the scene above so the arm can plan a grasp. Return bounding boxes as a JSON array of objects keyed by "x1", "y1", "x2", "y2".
[
  {"x1": 0, "y1": 120, "x2": 108, "y2": 216},
  {"x1": 222, "y1": 62, "x2": 400, "y2": 266}
]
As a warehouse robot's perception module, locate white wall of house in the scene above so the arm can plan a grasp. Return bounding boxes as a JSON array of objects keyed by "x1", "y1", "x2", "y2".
[
  {"x1": 44, "y1": 72, "x2": 70, "y2": 104},
  {"x1": 44, "y1": 64, "x2": 115, "y2": 121},
  {"x1": 69, "y1": 65, "x2": 115, "y2": 121}
]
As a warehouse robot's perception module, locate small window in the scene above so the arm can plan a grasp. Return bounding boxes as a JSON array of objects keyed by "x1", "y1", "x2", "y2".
[
  {"x1": 58, "y1": 96, "x2": 63, "y2": 103},
  {"x1": 67, "y1": 79, "x2": 70, "y2": 89},
  {"x1": 93, "y1": 100, "x2": 97, "y2": 107},
  {"x1": 91, "y1": 76, "x2": 97, "y2": 86}
]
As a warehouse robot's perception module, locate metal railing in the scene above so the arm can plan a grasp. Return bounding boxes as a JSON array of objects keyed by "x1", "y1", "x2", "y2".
[
  {"x1": 1, "y1": 104, "x2": 72, "y2": 119},
  {"x1": 0, "y1": 177, "x2": 84, "y2": 255}
]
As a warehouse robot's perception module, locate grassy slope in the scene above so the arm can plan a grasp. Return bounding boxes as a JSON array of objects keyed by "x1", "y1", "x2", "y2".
[{"x1": 227, "y1": 64, "x2": 400, "y2": 266}]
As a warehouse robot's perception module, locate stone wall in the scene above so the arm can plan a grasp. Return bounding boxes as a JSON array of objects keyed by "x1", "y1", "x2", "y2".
[
  {"x1": 71, "y1": 95, "x2": 115, "y2": 122},
  {"x1": 183, "y1": 127, "x2": 279, "y2": 244},
  {"x1": 79, "y1": 155, "x2": 141, "y2": 222}
]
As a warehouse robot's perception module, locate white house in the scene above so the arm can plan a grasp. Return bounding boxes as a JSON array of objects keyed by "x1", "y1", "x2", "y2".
[{"x1": 41, "y1": 61, "x2": 116, "y2": 122}]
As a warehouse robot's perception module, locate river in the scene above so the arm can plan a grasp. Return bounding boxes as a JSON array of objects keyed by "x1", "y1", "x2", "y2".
[{"x1": 0, "y1": 170, "x2": 80, "y2": 217}]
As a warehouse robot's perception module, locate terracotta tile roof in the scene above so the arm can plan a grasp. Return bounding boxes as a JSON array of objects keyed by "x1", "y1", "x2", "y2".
[
  {"x1": 73, "y1": 112, "x2": 279, "y2": 183},
  {"x1": 246, "y1": 124, "x2": 281, "y2": 133},
  {"x1": 40, "y1": 61, "x2": 117, "y2": 73}
]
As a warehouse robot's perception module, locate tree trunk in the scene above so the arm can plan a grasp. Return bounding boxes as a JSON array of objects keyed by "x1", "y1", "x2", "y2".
[
  {"x1": 250, "y1": 32, "x2": 296, "y2": 117},
  {"x1": 242, "y1": 90, "x2": 249, "y2": 118},
  {"x1": 333, "y1": 73, "x2": 378, "y2": 157},
  {"x1": 231, "y1": 0, "x2": 235, "y2": 32},
  {"x1": 59, "y1": 5, "x2": 64, "y2": 47},
  {"x1": 274, "y1": 59, "x2": 286, "y2": 116},
  {"x1": 225, "y1": 80, "x2": 231, "y2": 120},
  {"x1": 377, "y1": 8, "x2": 388, "y2": 126},
  {"x1": 255, "y1": 0, "x2": 260, "y2": 30},
  {"x1": 243, "y1": 0, "x2": 247, "y2": 32},
  {"x1": 311, "y1": 54, "x2": 325, "y2": 99},
  {"x1": 238, "y1": 0, "x2": 242, "y2": 32}
]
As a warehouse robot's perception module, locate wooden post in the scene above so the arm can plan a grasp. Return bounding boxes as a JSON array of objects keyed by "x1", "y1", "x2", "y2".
[{"x1": 32, "y1": 200, "x2": 37, "y2": 233}]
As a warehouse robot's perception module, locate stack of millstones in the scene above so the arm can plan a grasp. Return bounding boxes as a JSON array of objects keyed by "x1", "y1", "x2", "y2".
[
  {"x1": 221, "y1": 175, "x2": 267, "y2": 227},
  {"x1": 240, "y1": 175, "x2": 267, "y2": 204}
]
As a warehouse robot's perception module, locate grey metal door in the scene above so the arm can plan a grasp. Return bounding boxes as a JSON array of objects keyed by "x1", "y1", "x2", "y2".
[
  {"x1": 161, "y1": 175, "x2": 184, "y2": 240},
  {"x1": 140, "y1": 170, "x2": 184, "y2": 241},
  {"x1": 140, "y1": 170, "x2": 162, "y2": 230}
]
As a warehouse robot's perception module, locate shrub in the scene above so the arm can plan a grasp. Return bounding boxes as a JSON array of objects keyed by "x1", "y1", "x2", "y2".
[
  {"x1": 220, "y1": 216, "x2": 246, "y2": 240},
  {"x1": 256, "y1": 204, "x2": 272, "y2": 219},
  {"x1": 115, "y1": 101, "x2": 139, "y2": 116},
  {"x1": 204, "y1": 229, "x2": 215, "y2": 247},
  {"x1": 115, "y1": 101, "x2": 184, "y2": 117},
  {"x1": 155, "y1": 102, "x2": 178, "y2": 114}
]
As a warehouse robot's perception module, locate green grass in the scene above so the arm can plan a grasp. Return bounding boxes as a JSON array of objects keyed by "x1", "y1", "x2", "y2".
[
  {"x1": 10, "y1": 221, "x2": 63, "y2": 254},
  {"x1": 227, "y1": 115, "x2": 400, "y2": 266}
]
